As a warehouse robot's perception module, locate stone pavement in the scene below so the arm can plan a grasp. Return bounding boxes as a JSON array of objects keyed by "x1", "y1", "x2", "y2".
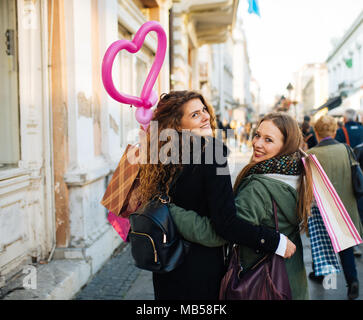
[
  {"x1": 74, "y1": 243, "x2": 145, "y2": 300},
  {"x1": 74, "y1": 235, "x2": 363, "y2": 300},
  {"x1": 302, "y1": 236, "x2": 363, "y2": 300},
  {"x1": 74, "y1": 146, "x2": 363, "y2": 300}
]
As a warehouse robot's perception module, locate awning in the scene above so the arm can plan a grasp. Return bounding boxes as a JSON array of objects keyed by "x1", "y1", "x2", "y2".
[
  {"x1": 328, "y1": 89, "x2": 363, "y2": 116},
  {"x1": 316, "y1": 96, "x2": 342, "y2": 111}
]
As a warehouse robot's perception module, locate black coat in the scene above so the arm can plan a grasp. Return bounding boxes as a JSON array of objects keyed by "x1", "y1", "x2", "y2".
[
  {"x1": 152, "y1": 137, "x2": 280, "y2": 300},
  {"x1": 354, "y1": 143, "x2": 363, "y2": 169},
  {"x1": 335, "y1": 121, "x2": 363, "y2": 148}
]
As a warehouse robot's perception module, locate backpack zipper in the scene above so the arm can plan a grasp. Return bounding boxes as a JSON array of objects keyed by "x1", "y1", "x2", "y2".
[{"x1": 130, "y1": 231, "x2": 158, "y2": 262}]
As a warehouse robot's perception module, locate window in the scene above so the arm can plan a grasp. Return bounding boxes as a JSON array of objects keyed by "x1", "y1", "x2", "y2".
[{"x1": 0, "y1": 0, "x2": 20, "y2": 167}]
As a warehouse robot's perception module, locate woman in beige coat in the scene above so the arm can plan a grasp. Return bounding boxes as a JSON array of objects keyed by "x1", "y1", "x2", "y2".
[{"x1": 307, "y1": 115, "x2": 363, "y2": 300}]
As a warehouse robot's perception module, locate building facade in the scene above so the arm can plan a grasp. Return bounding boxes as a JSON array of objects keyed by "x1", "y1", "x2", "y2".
[
  {"x1": 1, "y1": 0, "x2": 245, "y2": 299},
  {"x1": 291, "y1": 63, "x2": 328, "y2": 120},
  {"x1": 326, "y1": 10, "x2": 363, "y2": 117},
  {"x1": 0, "y1": 0, "x2": 171, "y2": 298},
  {"x1": 1, "y1": 0, "x2": 54, "y2": 284},
  {"x1": 170, "y1": 0, "x2": 239, "y2": 119}
]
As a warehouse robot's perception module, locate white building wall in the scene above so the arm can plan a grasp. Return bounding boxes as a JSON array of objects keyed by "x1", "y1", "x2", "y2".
[
  {"x1": 1, "y1": 0, "x2": 171, "y2": 291},
  {"x1": 59, "y1": 0, "x2": 170, "y2": 268},
  {"x1": 0, "y1": 0, "x2": 54, "y2": 280},
  {"x1": 326, "y1": 11, "x2": 363, "y2": 116},
  {"x1": 233, "y1": 22, "x2": 253, "y2": 120},
  {"x1": 327, "y1": 12, "x2": 363, "y2": 96},
  {"x1": 208, "y1": 41, "x2": 234, "y2": 121},
  {"x1": 61, "y1": 0, "x2": 114, "y2": 259}
]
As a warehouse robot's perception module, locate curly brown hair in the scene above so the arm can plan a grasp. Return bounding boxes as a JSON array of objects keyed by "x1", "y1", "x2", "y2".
[{"x1": 139, "y1": 90, "x2": 217, "y2": 205}]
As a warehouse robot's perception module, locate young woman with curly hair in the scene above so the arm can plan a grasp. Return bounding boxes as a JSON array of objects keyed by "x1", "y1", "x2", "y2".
[{"x1": 138, "y1": 91, "x2": 296, "y2": 300}]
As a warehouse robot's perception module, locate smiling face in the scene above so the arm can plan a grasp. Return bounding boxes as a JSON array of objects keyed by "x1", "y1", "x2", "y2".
[
  {"x1": 179, "y1": 98, "x2": 213, "y2": 136},
  {"x1": 252, "y1": 120, "x2": 284, "y2": 163}
]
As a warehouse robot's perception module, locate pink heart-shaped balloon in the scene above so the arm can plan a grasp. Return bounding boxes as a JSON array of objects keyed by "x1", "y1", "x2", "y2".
[
  {"x1": 102, "y1": 21, "x2": 167, "y2": 129},
  {"x1": 135, "y1": 108, "x2": 153, "y2": 131}
]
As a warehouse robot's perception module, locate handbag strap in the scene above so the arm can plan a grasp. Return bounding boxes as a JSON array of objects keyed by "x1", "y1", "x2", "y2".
[
  {"x1": 247, "y1": 198, "x2": 279, "y2": 271},
  {"x1": 342, "y1": 127, "x2": 350, "y2": 146},
  {"x1": 272, "y1": 199, "x2": 279, "y2": 232},
  {"x1": 343, "y1": 143, "x2": 358, "y2": 167}
]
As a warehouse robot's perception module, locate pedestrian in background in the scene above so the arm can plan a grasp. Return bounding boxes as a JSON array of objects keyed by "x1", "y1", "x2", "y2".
[
  {"x1": 354, "y1": 141, "x2": 363, "y2": 224},
  {"x1": 171, "y1": 112, "x2": 313, "y2": 300},
  {"x1": 222, "y1": 118, "x2": 231, "y2": 144},
  {"x1": 301, "y1": 115, "x2": 317, "y2": 150},
  {"x1": 335, "y1": 108, "x2": 363, "y2": 258},
  {"x1": 216, "y1": 114, "x2": 224, "y2": 141},
  {"x1": 308, "y1": 115, "x2": 363, "y2": 300},
  {"x1": 139, "y1": 91, "x2": 295, "y2": 300},
  {"x1": 335, "y1": 109, "x2": 363, "y2": 148}
]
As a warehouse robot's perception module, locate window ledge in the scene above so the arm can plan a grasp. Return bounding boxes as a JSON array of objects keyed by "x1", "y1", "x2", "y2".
[
  {"x1": 0, "y1": 167, "x2": 31, "y2": 182},
  {"x1": 64, "y1": 165, "x2": 111, "y2": 187},
  {"x1": 0, "y1": 169, "x2": 31, "y2": 197}
]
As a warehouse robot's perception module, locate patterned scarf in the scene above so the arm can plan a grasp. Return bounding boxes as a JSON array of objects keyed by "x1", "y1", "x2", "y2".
[{"x1": 246, "y1": 151, "x2": 302, "y2": 177}]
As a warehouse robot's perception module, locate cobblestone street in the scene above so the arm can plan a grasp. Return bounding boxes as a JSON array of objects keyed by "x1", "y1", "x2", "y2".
[
  {"x1": 75, "y1": 236, "x2": 363, "y2": 300},
  {"x1": 75, "y1": 243, "x2": 147, "y2": 300}
]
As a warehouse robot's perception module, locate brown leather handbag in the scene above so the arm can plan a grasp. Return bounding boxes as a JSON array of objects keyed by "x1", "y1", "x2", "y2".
[{"x1": 219, "y1": 200, "x2": 292, "y2": 300}]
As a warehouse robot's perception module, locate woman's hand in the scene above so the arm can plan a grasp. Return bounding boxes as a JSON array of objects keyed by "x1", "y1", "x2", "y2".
[{"x1": 284, "y1": 238, "x2": 296, "y2": 258}]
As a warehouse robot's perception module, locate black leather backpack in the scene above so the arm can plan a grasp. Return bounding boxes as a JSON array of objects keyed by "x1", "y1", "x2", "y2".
[{"x1": 129, "y1": 196, "x2": 190, "y2": 273}]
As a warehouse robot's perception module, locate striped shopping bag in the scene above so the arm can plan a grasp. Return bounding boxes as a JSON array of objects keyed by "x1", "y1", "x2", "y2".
[
  {"x1": 101, "y1": 144, "x2": 141, "y2": 217},
  {"x1": 101, "y1": 144, "x2": 141, "y2": 241},
  {"x1": 302, "y1": 154, "x2": 362, "y2": 253}
]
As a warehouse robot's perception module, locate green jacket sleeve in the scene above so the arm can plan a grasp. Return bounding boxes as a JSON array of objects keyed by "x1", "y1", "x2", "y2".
[
  {"x1": 235, "y1": 180, "x2": 272, "y2": 228},
  {"x1": 169, "y1": 203, "x2": 227, "y2": 247}
]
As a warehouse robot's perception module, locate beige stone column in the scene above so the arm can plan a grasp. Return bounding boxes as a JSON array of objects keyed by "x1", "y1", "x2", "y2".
[{"x1": 48, "y1": 0, "x2": 70, "y2": 247}]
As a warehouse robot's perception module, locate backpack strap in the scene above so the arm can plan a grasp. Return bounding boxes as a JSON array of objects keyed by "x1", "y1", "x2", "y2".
[{"x1": 342, "y1": 126, "x2": 350, "y2": 146}]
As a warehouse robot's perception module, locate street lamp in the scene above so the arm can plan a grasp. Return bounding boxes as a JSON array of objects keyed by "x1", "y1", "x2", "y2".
[
  {"x1": 286, "y1": 83, "x2": 296, "y2": 118},
  {"x1": 292, "y1": 100, "x2": 298, "y2": 120},
  {"x1": 286, "y1": 83, "x2": 293, "y2": 98}
]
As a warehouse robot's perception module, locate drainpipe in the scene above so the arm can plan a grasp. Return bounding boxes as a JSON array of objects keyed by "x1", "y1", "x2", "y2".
[{"x1": 42, "y1": 0, "x2": 57, "y2": 263}]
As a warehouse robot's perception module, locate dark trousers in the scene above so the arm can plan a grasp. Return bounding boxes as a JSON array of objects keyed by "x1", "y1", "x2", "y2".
[
  {"x1": 338, "y1": 247, "x2": 358, "y2": 285},
  {"x1": 312, "y1": 247, "x2": 358, "y2": 285},
  {"x1": 358, "y1": 197, "x2": 363, "y2": 223}
]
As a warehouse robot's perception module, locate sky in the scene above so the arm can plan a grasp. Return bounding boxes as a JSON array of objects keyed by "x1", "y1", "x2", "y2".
[{"x1": 238, "y1": 0, "x2": 363, "y2": 109}]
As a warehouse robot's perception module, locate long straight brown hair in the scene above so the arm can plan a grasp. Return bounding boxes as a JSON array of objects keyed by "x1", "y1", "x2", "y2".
[{"x1": 233, "y1": 112, "x2": 313, "y2": 232}]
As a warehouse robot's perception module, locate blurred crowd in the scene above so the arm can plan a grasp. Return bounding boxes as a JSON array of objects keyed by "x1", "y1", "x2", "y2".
[
  {"x1": 218, "y1": 110, "x2": 363, "y2": 166},
  {"x1": 217, "y1": 108, "x2": 363, "y2": 230},
  {"x1": 217, "y1": 108, "x2": 363, "y2": 299}
]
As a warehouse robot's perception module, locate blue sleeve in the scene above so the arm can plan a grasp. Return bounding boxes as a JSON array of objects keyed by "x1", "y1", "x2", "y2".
[{"x1": 335, "y1": 128, "x2": 345, "y2": 143}]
